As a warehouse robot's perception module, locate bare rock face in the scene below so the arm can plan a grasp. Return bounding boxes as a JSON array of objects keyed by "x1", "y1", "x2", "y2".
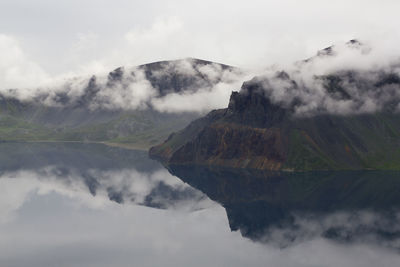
[
  {"x1": 226, "y1": 80, "x2": 289, "y2": 128},
  {"x1": 169, "y1": 123, "x2": 287, "y2": 170},
  {"x1": 149, "y1": 69, "x2": 400, "y2": 171}
]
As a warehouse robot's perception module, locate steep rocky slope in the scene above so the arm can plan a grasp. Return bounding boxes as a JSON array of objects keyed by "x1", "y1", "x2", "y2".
[{"x1": 150, "y1": 43, "x2": 400, "y2": 170}]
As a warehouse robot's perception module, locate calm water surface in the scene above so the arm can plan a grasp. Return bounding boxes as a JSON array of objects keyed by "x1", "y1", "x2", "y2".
[{"x1": 1, "y1": 142, "x2": 400, "y2": 267}]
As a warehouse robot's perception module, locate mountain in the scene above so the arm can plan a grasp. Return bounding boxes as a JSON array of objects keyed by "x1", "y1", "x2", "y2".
[
  {"x1": 150, "y1": 42, "x2": 400, "y2": 170},
  {"x1": 0, "y1": 58, "x2": 241, "y2": 149}
]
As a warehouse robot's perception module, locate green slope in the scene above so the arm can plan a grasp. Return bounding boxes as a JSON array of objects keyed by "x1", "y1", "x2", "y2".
[{"x1": 0, "y1": 99, "x2": 199, "y2": 149}]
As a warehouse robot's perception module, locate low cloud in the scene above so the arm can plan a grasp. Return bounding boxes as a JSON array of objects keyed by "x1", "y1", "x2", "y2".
[
  {"x1": 0, "y1": 34, "x2": 50, "y2": 90},
  {"x1": 252, "y1": 39, "x2": 400, "y2": 116},
  {"x1": 151, "y1": 63, "x2": 249, "y2": 112},
  {"x1": 1, "y1": 57, "x2": 248, "y2": 113},
  {"x1": 3, "y1": 36, "x2": 400, "y2": 116}
]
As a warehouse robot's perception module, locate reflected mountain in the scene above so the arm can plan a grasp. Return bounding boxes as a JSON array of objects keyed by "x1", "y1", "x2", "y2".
[
  {"x1": 3, "y1": 142, "x2": 400, "y2": 248},
  {"x1": 166, "y1": 164, "x2": 400, "y2": 247},
  {"x1": 0, "y1": 142, "x2": 208, "y2": 209}
]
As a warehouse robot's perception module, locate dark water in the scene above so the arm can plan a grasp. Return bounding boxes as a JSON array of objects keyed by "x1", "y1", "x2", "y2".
[{"x1": 1, "y1": 142, "x2": 400, "y2": 267}]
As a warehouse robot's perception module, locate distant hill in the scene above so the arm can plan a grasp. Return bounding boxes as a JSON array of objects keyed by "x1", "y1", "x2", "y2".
[{"x1": 0, "y1": 58, "x2": 241, "y2": 149}]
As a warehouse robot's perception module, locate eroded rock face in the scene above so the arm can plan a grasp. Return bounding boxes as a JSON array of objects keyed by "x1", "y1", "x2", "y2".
[
  {"x1": 148, "y1": 41, "x2": 400, "y2": 171},
  {"x1": 149, "y1": 72, "x2": 400, "y2": 171},
  {"x1": 226, "y1": 80, "x2": 289, "y2": 128},
  {"x1": 169, "y1": 123, "x2": 287, "y2": 170}
]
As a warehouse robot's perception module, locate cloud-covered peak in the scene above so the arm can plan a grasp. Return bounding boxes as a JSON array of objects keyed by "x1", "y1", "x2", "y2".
[
  {"x1": 301, "y1": 39, "x2": 371, "y2": 64},
  {"x1": 239, "y1": 40, "x2": 400, "y2": 117},
  {"x1": 0, "y1": 58, "x2": 247, "y2": 113}
]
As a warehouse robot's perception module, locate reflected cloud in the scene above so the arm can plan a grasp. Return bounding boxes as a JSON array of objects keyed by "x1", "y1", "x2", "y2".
[
  {"x1": 0, "y1": 143, "x2": 214, "y2": 224},
  {"x1": 0, "y1": 167, "x2": 212, "y2": 224},
  {"x1": 1, "y1": 142, "x2": 400, "y2": 266}
]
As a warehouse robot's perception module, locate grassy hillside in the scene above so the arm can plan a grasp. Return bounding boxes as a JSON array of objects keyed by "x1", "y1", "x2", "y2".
[
  {"x1": 0, "y1": 98, "x2": 199, "y2": 149},
  {"x1": 0, "y1": 58, "x2": 240, "y2": 149}
]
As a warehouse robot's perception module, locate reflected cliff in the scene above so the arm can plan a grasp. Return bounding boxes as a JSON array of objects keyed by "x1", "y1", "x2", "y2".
[
  {"x1": 2, "y1": 142, "x2": 400, "y2": 249},
  {"x1": 2, "y1": 142, "x2": 400, "y2": 266},
  {"x1": 166, "y1": 164, "x2": 400, "y2": 247}
]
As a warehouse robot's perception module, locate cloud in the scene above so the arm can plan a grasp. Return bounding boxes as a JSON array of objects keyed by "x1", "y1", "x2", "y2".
[
  {"x1": 1, "y1": 56, "x2": 248, "y2": 113},
  {"x1": 251, "y1": 39, "x2": 400, "y2": 116},
  {"x1": 2, "y1": 30, "x2": 400, "y2": 116},
  {"x1": 125, "y1": 17, "x2": 183, "y2": 47},
  {"x1": 150, "y1": 83, "x2": 234, "y2": 113},
  {"x1": 87, "y1": 67, "x2": 158, "y2": 110},
  {"x1": 0, "y1": 166, "x2": 211, "y2": 223},
  {"x1": 0, "y1": 34, "x2": 50, "y2": 91},
  {"x1": 2, "y1": 0, "x2": 400, "y2": 78},
  {"x1": 151, "y1": 63, "x2": 249, "y2": 113},
  {"x1": 80, "y1": 17, "x2": 188, "y2": 72}
]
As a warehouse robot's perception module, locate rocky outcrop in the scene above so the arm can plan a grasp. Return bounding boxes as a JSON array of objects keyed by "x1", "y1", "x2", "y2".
[
  {"x1": 169, "y1": 123, "x2": 287, "y2": 170},
  {"x1": 150, "y1": 70, "x2": 400, "y2": 171}
]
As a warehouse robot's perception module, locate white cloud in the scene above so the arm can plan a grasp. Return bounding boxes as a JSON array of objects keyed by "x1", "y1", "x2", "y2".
[
  {"x1": 0, "y1": 166, "x2": 212, "y2": 224},
  {"x1": 0, "y1": 34, "x2": 49, "y2": 91},
  {"x1": 252, "y1": 39, "x2": 400, "y2": 116},
  {"x1": 125, "y1": 17, "x2": 183, "y2": 45},
  {"x1": 0, "y1": 55, "x2": 249, "y2": 113},
  {"x1": 151, "y1": 81, "x2": 240, "y2": 113},
  {"x1": 1, "y1": 0, "x2": 400, "y2": 79},
  {"x1": 1, "y1": 2, "x2": 400, "y2": 115}
]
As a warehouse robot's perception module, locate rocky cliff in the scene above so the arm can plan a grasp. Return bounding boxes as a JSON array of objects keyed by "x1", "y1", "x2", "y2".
[{"x1": 150, "y1": 55, "x2": 400, "y2": 170}]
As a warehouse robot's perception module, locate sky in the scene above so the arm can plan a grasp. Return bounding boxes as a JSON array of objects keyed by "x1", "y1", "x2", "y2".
[{"x1": 1, "y1": 0, "x2": 400, "y2": 89}]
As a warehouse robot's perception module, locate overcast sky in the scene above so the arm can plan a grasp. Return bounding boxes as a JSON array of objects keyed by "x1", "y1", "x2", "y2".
[{"x1": 1, "y1": 0, "x2": 399, "y2": 88}]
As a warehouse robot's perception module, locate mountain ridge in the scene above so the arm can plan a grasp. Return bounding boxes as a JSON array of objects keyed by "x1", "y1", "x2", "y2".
[
  {"x1": 150, "y1": 43, "x2": 400, "y2": 170},
  {"x1": 0, "y1": 58, "x2": 242, "y2": 149}
]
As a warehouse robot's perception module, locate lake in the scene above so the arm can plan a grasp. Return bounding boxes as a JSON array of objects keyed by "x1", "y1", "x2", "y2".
[{"x1": 1, "y1": 142, "x2": 400, "y2": 267}]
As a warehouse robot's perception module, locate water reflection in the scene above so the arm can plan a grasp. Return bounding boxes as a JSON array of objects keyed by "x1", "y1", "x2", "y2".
[
  {"x1": 167, "y1": 165, "x2": 400, "y2": 248},
  {"x1": 0, "y1": 142, "x2": 210, "y2": 218},
  {"x1": 1, "y1": 142, "x2": 400, "y2": 266}
]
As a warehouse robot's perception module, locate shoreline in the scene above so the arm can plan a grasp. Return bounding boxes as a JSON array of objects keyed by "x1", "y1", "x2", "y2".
[{"x1": 0, "y1": 140, "x2": 150, "y2": 151}]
